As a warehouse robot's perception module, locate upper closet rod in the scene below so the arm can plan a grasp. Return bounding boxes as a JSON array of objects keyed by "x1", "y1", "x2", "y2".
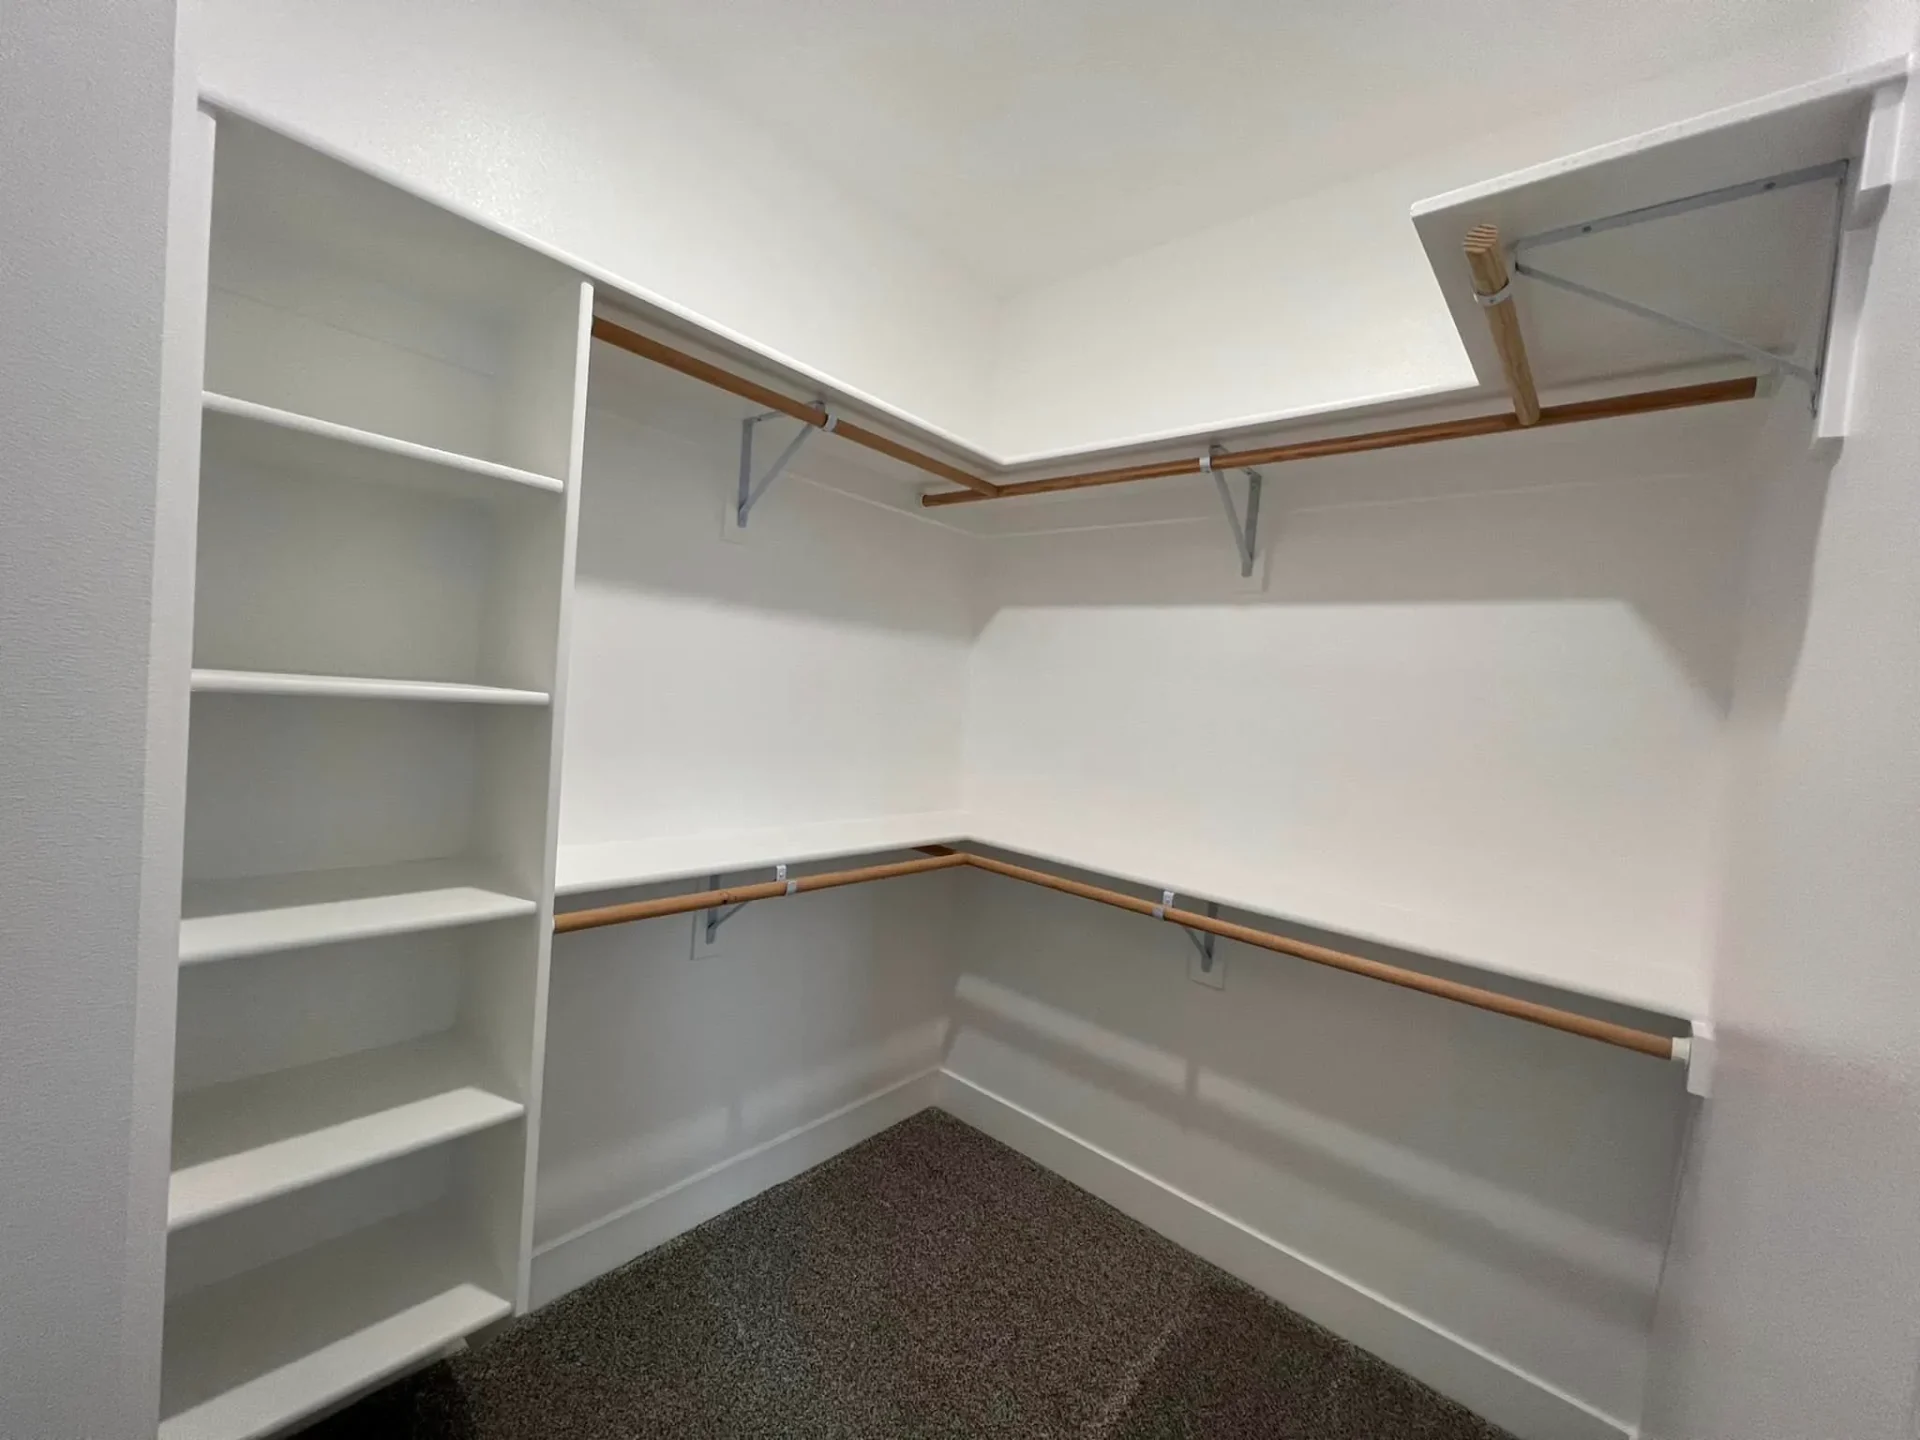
[
  {"x1": 555, "y1": 847, "x2": 1681, "y2": 1063},
  {"x1": 591, "y1": 318, "x2": 1002, "y2": 497},
  {"x1": 919, "y1": 377, "x2": 1755, "y2": 506},
  {"x1": 592, "y1": 313, "x2": 1753, "y2": 511}
]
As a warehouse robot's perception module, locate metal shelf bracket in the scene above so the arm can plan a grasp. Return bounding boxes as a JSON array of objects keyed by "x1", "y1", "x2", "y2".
[
  {"x1": 737, "y1": 409, "x2": 837, "y2": 528},
  {"x1": 700, "y1": 863, "x2": 797, "y2": 947},
  {"x1": 1505, "y1": 162, "x2": 1850, "y2": 401},
  {"x1": 1155, "y1": 888, "x2": 1226, "y2": 987},
  {"x1": 1201, "y1": 449, "x2": 1264, "y2": 578},
  {"x1": 1508, "y1": 159, "x2": 1852, "y2": 410}
]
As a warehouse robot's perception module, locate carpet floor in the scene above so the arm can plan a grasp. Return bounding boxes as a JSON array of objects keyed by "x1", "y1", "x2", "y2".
[{"x1": 311, "y1": 1109, "x2": 1517, "y2": 1439}]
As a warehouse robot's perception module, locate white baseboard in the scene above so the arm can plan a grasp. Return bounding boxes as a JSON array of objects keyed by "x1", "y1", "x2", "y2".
[
  {"x1": 937, "y1": 1071, "x2": 1634, "y2": 1440},
  {"x1": 529, "y1": 1068, "x2": 942, "y2": 1309}
]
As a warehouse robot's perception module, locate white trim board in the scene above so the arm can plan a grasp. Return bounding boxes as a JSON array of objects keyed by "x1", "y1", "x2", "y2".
[
  {"x1": 524, "y1": 1067, "x2": 1630, "y2": 1440},
  {"x1": 527, "y1": 1068, "x2": 942, "y2": 1308},
  {"x1": 937, "y1": 1072, "x2": 1633, "y2": 1440}
]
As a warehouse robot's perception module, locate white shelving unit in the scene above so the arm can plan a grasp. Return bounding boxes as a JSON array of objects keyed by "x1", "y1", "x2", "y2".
[{"x1": 161, "y1": 105, "x2": 590, "y2": 1438}]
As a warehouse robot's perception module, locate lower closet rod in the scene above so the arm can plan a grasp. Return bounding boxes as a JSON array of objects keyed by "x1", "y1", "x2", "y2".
[{"x1": 553, "y1": 849, "x2": 1679, "y2": 1062}]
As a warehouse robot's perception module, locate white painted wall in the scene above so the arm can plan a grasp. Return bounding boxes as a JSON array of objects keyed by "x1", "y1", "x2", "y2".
[
  {"x1": 944, "y1": 870, "x2": 1689, "y2": 1437},
  {"x1": 0, "y1": 1, "x2": 195, "y2": 1435},
  {"x1": 946, "y1": 403, "x2": 1766, "y2": 1434},
  {"x1": 1641, "y1": 37, "x2": 1920, "y2": 1440},
  {"x1": 964, "y1": 405, "x2": 1763, "y2": 1018},
  {"x1": 987, "y1": 20, "x2": 1914, "y2": 460},
  {"x1": 531, "y1": 347, "x2": 973, "y2": 1294},
  {"x1": 196, "y1": 0, "x2": 998, "y2": 444},
  {"x1": 557, "y1": 348, "x2": 974, "y2": 845}
]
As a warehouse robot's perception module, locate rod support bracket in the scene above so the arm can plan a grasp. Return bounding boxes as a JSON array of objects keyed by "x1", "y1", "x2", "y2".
[
  {"x1": 1212, "y1": 462, "x2": 1264, "y2": 579},
  {"x1": 1673, "y1": 1019, "x2": 1715, "y2": 1097},
  {"x1": 737, "y1": 408, "x2": 832, "y2": 528},
  {"x1": 1182, "y1": 900, "x2": 1224, "y2": 987}
]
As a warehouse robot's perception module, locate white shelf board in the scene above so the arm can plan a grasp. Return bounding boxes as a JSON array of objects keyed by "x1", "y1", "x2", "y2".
[
  {"x1": 192, "y1": 668, "x2": 549, "y2": 706},
  {"x1": 160, "y1": 1207, "x2": 508, "y2": 1440},
  {"x1": 169, "y1": 1032, "x2": 522, "y2": 1230},
  {"x1": 202, "y1": 391, "x2": 564, "y2": 501},
  {"x1": 180, "y1": 858, "x2": 536, "y2": 965},
  {"x1": 1413, "y1": 59, "x2": 1906, "y2": 393},
  {"x1": 965, "y1": 813, "x2": 1705, "y2": 1023},
  {"x1": 556, "y1": 811, "x2": 1699, "y2": 1021},
  {"x1": 554, "y1": 811, "x2": 972, "y2": 896}
]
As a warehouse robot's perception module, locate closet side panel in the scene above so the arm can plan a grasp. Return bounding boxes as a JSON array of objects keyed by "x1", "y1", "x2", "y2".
[{"x1": 0, "y1": 2, "x2": 198, "y2": 1435}]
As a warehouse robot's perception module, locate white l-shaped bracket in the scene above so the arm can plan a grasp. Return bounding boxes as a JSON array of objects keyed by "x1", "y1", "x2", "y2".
[
  {"x1": 1817, "y1": 75, "x2": 1908, "y2": 439},
  {"x1": 1669, "y1": 1018, "x2": 1716, "y2": 1098}
]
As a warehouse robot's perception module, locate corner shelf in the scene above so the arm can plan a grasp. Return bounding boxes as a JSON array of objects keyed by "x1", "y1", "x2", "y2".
[
  {"x1": 180, "y1": 860, "x2": 536, "y2": 965},
  {"x1": 191, "y1": 668, "x2": 550, "y2": 707},
  {"x1": 160, "y1": 1207, "x2": 510, "y2": 1440},
  {"x1": 169, "y1": 1032, "x2": 523, "y2": 1230},
  {"x1": 202, "y1": 391, "x2": 565, "y2": 503}
]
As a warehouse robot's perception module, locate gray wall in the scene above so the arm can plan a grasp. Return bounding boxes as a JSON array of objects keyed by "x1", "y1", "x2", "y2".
[
  {"x1": 1641, "y1": 28, "x2": 1920, "y2": 1440},
  {"x1": 0, "y1": 0, "x2": 188, "y2": 1433}
]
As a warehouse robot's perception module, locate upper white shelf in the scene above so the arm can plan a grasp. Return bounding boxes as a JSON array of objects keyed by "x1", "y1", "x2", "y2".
[
  {"x1": 191, "y1": 668, "x2": 550, "y2": 707},
  {"x1": 160, "y1": 1205, "x2": 509, "y2": 1440},
  {"x1": 169, "y1": 1032, "x2": 523, "y2": 1230},
  {"x1": 202, "y1": 391, "x2": 564, "y2": 502},
  {"x1": 555, "y1": 811, "x2": 972, "y2": 896},
  {"x1": 180, "y1": 858, "x2": 536, "y2": 965},
  {"x1": 1414, "y1": 60, "x2": 1907, "y2": 396}
]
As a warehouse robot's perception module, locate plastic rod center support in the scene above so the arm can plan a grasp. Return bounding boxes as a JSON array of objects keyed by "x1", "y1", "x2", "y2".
[{"x1": 554, "y1": 848, "x2": 1681, "y2": 1062}]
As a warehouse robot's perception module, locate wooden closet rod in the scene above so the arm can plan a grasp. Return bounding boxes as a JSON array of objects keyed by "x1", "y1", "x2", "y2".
[
  {"x1": 920, "y1": 377, "x2": 1758, "y2": 507},
  {"x1": 553, "y1": 848, "x2": 1678, "y2": 1061},
  {"x1": 591, "y1": 317, "x2": 1002, "y2": 497},
  {"x1": 592, "y1": 315, "x2": 1754, "y2": 514}
]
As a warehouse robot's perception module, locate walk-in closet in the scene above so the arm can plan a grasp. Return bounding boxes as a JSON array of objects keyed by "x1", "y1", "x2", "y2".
[{"x1": 8, "y1": 3, "x2": 1920, "y2": 1438}]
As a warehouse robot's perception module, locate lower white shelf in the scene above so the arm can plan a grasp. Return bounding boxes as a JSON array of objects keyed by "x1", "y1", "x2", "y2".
[
  {"x1": 170, "y1": 1033, "x2": 524, "y2": 1230},
  {"x1": 180, "y1": 859, "x2": 537, "y2": 964},
  {"x1": 160, "y1": 1207, "x2": 510, "y2": 1440},
  {"x1": 555, "y1": 811, "x2": 972, "y2": 895}
]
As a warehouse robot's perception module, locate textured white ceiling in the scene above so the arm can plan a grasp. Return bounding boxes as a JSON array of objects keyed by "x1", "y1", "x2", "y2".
[{"x1": 597, "y1": 0, "x2": 1851, "y2": 292}]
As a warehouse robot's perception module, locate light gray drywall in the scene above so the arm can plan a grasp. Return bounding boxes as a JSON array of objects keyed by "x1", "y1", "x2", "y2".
[
  {"x1": 1640, "y1": 34, "x2": 1920, "y2": 1440},
  {"x1": 0, "y1": 0, "x2": 188, "y2": 1433}
]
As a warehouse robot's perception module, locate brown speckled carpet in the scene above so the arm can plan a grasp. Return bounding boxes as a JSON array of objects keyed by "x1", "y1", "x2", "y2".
[{"x1": 312, "y1": 1109, "x2": 1515, "y2": 1439}]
